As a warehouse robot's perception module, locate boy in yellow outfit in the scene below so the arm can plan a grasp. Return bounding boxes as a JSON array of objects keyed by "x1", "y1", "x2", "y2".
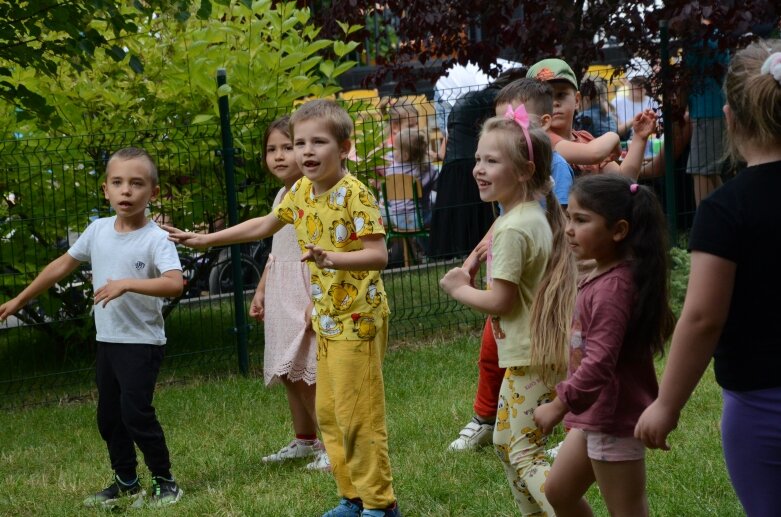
[{"x1": 163, "y1": 99, "x2": 399, "y2": 517}]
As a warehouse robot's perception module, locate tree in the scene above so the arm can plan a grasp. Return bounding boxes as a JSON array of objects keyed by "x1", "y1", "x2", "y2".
[
  {"x1": 0, "y1": 0, "x2": 361, "y2": 343},
  {"x1": 0, "y1": 0, "x2": 208, "y2": 124},
  {"x1": 308, "y1": 0, "x2": 780, "y2": 93}
]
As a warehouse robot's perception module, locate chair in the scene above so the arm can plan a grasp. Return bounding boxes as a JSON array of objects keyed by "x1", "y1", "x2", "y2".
[{"x1": 381, "y1": 174, "x2": 429, "y2": 268}]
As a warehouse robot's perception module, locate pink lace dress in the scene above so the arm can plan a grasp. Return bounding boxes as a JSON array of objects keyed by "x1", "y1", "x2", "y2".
[{"x1": 263, "y1": 187, "x2": 317, "y2": 386}]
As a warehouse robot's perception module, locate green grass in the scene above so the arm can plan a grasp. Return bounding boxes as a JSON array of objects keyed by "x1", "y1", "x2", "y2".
[{"x1": 0, "y1": 333, "x2": 742, "y2": 516}]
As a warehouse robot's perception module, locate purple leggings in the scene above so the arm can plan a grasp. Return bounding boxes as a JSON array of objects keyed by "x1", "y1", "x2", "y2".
[{"x1": 722, "y1": 387, "x2": 781, "y2": 517}]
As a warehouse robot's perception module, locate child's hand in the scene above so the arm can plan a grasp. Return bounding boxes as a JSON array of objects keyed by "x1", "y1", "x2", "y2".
[
  {"x1": 160, "y1": 225, "x2": 210, "y2": 249},
  {"x1": 439, "y1": 267, "x2": 470, "y2": 295},
  {"x1": 631, "y1": 109, "x2": 657, "y2": 140},
  {"x1": 0, "y1": 298, "x2": 23, "y2": 322},
  {"x1": 249, "y1": 288, "x2": 265, "y2": 321},
  {"x1": 304, "y1": 301, "x2": 314, "y2": 330},
  {"x1": 302, "y1": 244, "x2": 335, "y2": 269},
  {"x1": 634, "y1": 399, "x2": 678, "y2": 451},
  {"x1": 533, "y1": 398, "x2": 568, "y2": 435},
  {"x1": 93, "y1": 278, "x2": 127, "y2": 307}
]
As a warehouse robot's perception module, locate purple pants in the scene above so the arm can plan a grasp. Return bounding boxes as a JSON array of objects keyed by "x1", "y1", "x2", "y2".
[{"x1": 722, "y1": 387, "x2": 781, "y2": 517}]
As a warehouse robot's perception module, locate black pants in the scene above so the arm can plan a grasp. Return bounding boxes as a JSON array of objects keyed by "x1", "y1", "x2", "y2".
[{"x1": 95, "y1": 342, "x2": 171, "y2": 481}]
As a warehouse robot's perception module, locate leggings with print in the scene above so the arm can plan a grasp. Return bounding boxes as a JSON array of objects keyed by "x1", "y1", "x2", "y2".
[{"x1": 493, "y1": 366, "x2": 555, "y2": 517}]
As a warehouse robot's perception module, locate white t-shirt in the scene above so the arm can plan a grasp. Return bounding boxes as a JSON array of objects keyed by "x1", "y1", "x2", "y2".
[{"x1": 68, "y1": 217, "x2": 181, "y2": 345}]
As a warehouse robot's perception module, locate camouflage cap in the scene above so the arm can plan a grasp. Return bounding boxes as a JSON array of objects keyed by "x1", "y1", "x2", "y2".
[{"x1": 526, "y1": 58, "x2": 579, "y2": 90}]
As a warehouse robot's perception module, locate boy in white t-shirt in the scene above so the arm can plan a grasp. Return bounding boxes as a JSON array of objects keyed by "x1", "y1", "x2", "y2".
[{"x1": 0, "y1": 147, "x2": 184, "y2": 509}]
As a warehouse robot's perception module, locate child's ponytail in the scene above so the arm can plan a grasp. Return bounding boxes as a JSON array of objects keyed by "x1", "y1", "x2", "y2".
[
  {"x1": 624, "y1": 183, "x2": 675, "y2": 356},
  {"x1": 530, "y1": 180, "x2": 577, "y2": 387}
]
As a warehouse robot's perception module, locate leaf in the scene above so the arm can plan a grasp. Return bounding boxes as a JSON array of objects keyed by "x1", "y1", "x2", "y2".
[
  {"x1": 217, "y1": 83, "x2": 232, "y2": 97},
  {"x1": 191, "y1": 114, "x2": 214, "y2": 124},
  {"x1": 129, "y1": 55, "x2": 144, "y2": 74},
  {"x1": 107, "y1": 45, "x2": 127, "y2": 62},
  {"x1": 333, "y1": 41, "x2": 359, "y2": 58},
  {"x1": 197, "y1": 0, "x2": 212, "y2": 19},
  {"x1": 319, "y1": 61, "x2": 335, "y2": 78}
]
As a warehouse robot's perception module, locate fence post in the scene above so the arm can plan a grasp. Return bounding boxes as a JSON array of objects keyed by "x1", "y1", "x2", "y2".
[
  {"x1": 216, "y1": 68, "x2": 249, "y2": 376},
  {"x1": 660, "y1": 20, "x2": 679, "y2": 245}
]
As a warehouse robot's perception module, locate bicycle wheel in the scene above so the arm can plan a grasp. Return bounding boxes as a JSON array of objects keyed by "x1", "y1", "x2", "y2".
[{"x1": 208, "y1": 255, "x2": 262, "y2": 295}]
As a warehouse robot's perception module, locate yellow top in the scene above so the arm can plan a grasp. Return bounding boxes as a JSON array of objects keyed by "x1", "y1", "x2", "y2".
[{"x1": 275, "y1": 174, "x2": 390, "y2": 340}]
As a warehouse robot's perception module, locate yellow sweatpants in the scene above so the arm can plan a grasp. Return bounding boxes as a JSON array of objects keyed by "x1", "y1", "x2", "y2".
[{"x1": 315, "y1": 321, "x2": 395, "y2": 509}]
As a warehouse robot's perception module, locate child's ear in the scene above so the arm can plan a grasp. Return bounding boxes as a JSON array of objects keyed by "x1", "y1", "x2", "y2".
[
  {"x1": 539, "y1": 114, "x2": 553, "y2": 130},
  {"x1": 612, "y1": 219, "x2": 630, "y2": 242},
  {"x1": 150, "y1": 184, "x2": 160, "y2": 202},
  {"x1": 339, "y1": 139, "x2": 352, "y2": 160},
  {"x1": 519, "y1": 161, "x2": 536, "y2": 182},
  {"x1": 102, "y1": 182, "x2": 109, "y2": 200}
]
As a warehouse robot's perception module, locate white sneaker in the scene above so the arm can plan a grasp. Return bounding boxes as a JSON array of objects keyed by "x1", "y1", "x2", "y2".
[
  {"x1": 262, "y1": 439, "x2": 322, "y2": 462},
  {"x1": 448, "y1": 420, "x2": 494, "y2": 451},
  {"x1": 305, "y1": 450, "x2": 332, "y2": 472}
]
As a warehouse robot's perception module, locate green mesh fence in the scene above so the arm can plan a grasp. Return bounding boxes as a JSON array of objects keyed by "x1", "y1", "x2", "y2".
[{"x1": 0, "y1": 97, "x2": 485, "y2": 408}]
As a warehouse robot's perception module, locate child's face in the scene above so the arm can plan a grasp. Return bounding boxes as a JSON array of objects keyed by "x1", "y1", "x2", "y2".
[
  {"x1": 102, "y1": 157, "x2": 158, "y2": 221},
  {"x1": 565, "y1": 194, "x2": 627, "y2": 264},
  {"x1": 550, "y1": 82, "x2": 580, "y2": 133},
  {"x1": 473, "y1": 131, "x2": 528, "y2": 209},
  {"x1": 293, "y1": 119, "x2": 350, "y2": 194},
  {"x1": 266, "y1": 129, "x2": 301, "y2": 187}
]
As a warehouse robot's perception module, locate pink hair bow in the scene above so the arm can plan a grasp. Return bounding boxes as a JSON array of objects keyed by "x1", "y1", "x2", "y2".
[{"x1": 504, "y1": 104, "x2": 534, "y2": 163}]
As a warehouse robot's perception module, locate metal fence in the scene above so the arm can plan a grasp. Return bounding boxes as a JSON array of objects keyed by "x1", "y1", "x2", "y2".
[
  {"x1": 0, "y1": 91, "x2": 484, "y2": 408},
  {"x1": 0, "y1": 50, "x2": 727, "y2": 407}
]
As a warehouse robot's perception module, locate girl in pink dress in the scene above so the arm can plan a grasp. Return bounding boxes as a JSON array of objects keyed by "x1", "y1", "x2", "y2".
[{"x1": 250, "y1": 116, "x2": 329, "y2": 471}]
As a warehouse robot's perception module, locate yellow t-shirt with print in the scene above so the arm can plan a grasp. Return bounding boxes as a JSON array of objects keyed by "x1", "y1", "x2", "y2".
[{"x1": 274, "y1": 174, "x2": 390, "y2": 341}]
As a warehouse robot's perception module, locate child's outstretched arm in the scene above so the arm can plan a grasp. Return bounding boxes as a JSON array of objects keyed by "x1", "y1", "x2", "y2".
[
  {"x1": 0, "y1": 253, "x2": 82, "y2": 321},
  {"x1": 440, "y1": 272, "x2": 517, "y2": 316},
  {"x1": 162, "y1": 214, "x2": 284, "y2": 249},
  {"x1": 302, "y1": 234, "x2": 388, "y2": 271},
  {"x1": 93, "y1": 270, "x2": 184, "y2": 307},
  {"x1": 635, "y1": 252, "x2": 734, "y2": 450},
  {"x1": 607, "y1": 109, "x2": 657, "y2": 180},
  {"x1": 554, "y1": 131, "x2": 620, "y2": 165}
]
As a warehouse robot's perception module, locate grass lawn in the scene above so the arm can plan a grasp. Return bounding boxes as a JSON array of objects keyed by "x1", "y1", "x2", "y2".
[{"x1": 0, "y1": 332, "x2": 742, "y2": 516}]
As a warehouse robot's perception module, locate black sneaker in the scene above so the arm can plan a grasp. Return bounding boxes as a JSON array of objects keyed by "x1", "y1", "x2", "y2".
[
  {"x1": 148, "y1": 475, "x2": 183, "y2": 507},
  {"x1": 82, "y1": 475, "x2": 145, "y2": 508}
]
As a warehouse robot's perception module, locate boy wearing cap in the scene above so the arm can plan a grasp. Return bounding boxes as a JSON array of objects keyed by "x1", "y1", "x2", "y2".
[{"x1": 527, "y1": 58, "x2": 656, "y2": 180}]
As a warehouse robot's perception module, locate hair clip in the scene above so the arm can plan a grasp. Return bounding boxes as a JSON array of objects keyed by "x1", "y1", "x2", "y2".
[
  {"x1": 503, "y1": 104, "x2": 534, "y2": 163},
  {"x1": 761, "y1": 52, "x2": 781, "y2": 85},
  {"x1": 630, "y1": 183, "x2": 640, "y2": 194}
]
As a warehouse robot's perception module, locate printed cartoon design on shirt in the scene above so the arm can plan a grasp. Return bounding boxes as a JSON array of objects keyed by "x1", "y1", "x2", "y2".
[
  {"x1": 320, "y1": 267, "x2": 336, "y2": 277},
  {"x1": 351, "y1": 312, "x2": 377, "y2": 339},
  {"x1": 329, "y1": 218, "x2": 357, "y2": 248},
  {"x1": 358, "y1": 187, "x2": 379, "y2": 208},
  {"x1": 496, "y1": 394, "x2": 511, "y2": 431},
  {"x1": 317, "y1": 309, "x2": 343, "y2": 337},
  {"x1": 304, "y1": 183, "x2": 317, "y2": 206},
  {"x1": 491, "y1": 314, "x2": 506, "y2": 340},
  {"x1": 349, "y1": 270, "x2": 369, "y2": 281},
  {"x1": 311, "y1": 276, "x2": 324, "y2": 302},
  {"x1": 569, "y1": 310, "x2": 584, "y2": 370},
  {"x1": 327, "y1": 185, "x2": 352, "y2": 210},
  {"x1": 328, "y1": 281, "x2": 358, "y2": 311},
  {"x1": 277, "y1": 206, "x2": 296, "y2": 225},
  {"x1": 366, "y1": 280, "x2": 382, "y2": 308},
  {"x1": 297, "y1": 238, "x2": 307, "y2": 252},
  {"x1": 306, "y1": 213, "x2": 324, "y2": 243},
  {"x1": 353, "y1": 211, "x2": 375, "y2": 237}
]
